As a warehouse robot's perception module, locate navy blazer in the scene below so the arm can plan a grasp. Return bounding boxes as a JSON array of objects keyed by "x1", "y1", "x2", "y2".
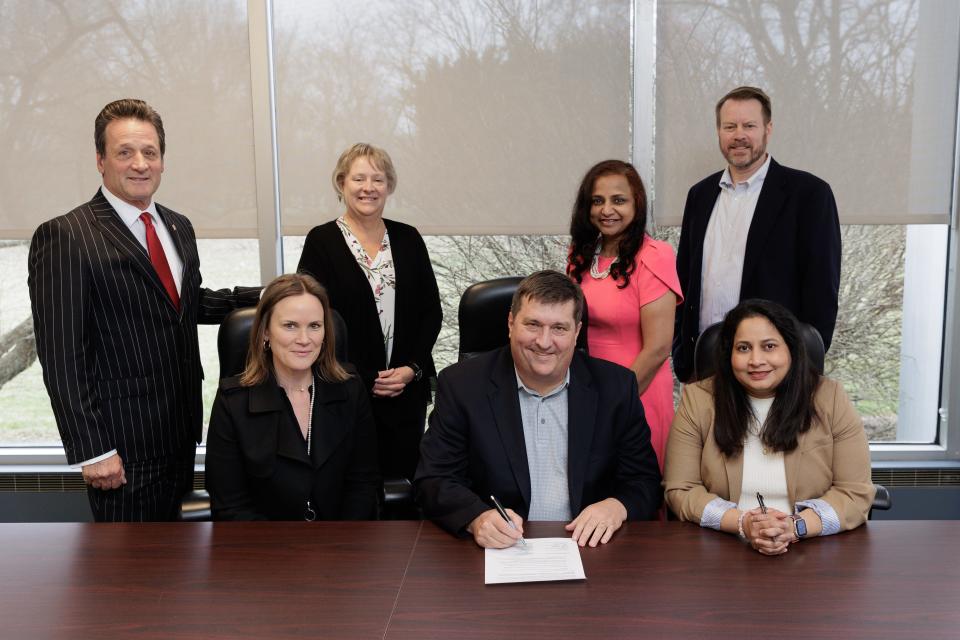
[
  {"x1": 672, "y1": 158, "x2": 841, "y2": 382},
  {"x1": 205, "y1": 374, "x2": 380, "y2": 521},
  {"x1": 28, "y1": 189, "x2": 261, "y2": 465},
  {"x1": 414, "y1": 347, "x2": 662, "y2": 535}
]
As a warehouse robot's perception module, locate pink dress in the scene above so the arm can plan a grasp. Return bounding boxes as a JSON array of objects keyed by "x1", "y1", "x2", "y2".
[{"x1": 578, "y1": 237, "x2": 683, "y2": 472}]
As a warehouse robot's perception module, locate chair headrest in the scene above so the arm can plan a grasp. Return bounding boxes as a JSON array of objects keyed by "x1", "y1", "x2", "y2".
[
  {"x1": 218, "y1": 307, "x2": 257, "y2": 379},
  {"x1": 458, "y1": 277, "x2": 523, "y2": 361}
]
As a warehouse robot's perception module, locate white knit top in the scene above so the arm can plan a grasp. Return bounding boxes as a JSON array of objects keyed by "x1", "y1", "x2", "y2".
[{"x1": 736, "y1": 396, "x2": 791, "y2": 514}]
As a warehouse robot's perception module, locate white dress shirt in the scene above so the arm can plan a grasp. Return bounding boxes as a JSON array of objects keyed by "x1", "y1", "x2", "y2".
[
  {"x1": 100, "y1": 185, "x2": 184, "y2": 296},
  {"x1": 699, "y1": 155, "x2": 771, "y2": 333}
]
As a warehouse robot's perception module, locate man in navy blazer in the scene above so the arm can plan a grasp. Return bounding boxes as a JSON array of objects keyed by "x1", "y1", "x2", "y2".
[
  {"x1": 415, "y1": 271, "x2": 661, "y2": 548},
  {"x1": 672, "y1": 86, "x2": 841, "y2": 382},
  {"x1": 28, "y1": 99, "x2": 260, "y2": 521}
]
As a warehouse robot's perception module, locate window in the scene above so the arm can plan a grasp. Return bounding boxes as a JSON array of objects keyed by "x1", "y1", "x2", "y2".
[
  {"x1": 654, "y1": 0, "x2": 958, "y2": 447},
  {"x1": 273, "y1": 0, "x2": 632, "y2": 237},
  {"x1": 0, "y1": 0, "x2": 258, "y2": 456},
  {"x1": 1, "y1": 0, "x2": 957, "y2": 464}
]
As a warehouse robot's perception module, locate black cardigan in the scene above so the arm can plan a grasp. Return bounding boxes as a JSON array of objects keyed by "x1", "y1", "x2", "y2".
[{"x1": 297, "y1": 218, "x2": 443, "y2": 392}]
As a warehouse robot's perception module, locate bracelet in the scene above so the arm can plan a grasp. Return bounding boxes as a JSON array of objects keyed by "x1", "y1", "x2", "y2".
[{"x1": 737, "y1": 510, "x2": 747, "y2": 541}]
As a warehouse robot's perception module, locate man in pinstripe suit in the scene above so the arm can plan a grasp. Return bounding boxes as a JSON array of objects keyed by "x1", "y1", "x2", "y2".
[{"x1": 28, "y1": 99, "x2": 261, "y2": 522}]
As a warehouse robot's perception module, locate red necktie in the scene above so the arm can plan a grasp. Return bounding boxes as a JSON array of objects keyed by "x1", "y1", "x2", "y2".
[{"x1": 140, "y1": 212, "x2": 181, "y2": 311}]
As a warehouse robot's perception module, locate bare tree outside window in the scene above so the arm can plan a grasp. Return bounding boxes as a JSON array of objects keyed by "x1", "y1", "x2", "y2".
[{"x1": 0, "y1": 0, "x2": 947, "y2": 446}]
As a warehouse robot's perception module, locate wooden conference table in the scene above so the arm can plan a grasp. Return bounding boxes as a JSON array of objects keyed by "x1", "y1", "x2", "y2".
[{"x1": 1, "y1": 520, "x2": 957, "y2": 639}]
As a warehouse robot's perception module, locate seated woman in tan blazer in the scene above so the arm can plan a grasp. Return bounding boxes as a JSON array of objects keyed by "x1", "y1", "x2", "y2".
[{"x1": 664, "y1": 299, "x2": 873, "y2": 555}]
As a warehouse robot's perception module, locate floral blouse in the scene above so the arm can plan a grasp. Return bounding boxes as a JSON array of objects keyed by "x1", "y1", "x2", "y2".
[{"x1": 336, "y1": 216, "x2": 396, "y2": 366}]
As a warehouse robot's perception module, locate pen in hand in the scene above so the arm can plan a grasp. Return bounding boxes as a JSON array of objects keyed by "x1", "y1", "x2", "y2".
[
  {"x1": 756, "y1": 492, "x2": 767, "y2": 515},
  {"x1": 490, "y1": 495, "x2": 527, "y2": 546}
]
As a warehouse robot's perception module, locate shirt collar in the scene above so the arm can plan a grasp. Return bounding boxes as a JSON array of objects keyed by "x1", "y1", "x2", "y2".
[
  {"x1": 101, "y1": 183, "x2": 159, "y2": 230},
  {"x1": 515, "y1": 368, "x2": 571, "y2": 399},
  {"x1": 718, "y1": 154, "x2": 772, "y2": 191}
]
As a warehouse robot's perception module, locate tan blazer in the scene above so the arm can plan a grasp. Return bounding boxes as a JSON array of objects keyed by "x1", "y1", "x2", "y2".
[{"x1": 664, "y1": 377, "x2": 874, "y2": 531}]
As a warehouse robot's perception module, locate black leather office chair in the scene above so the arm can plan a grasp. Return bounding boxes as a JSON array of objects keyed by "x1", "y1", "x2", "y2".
[
  {"x1": 458, "y1": 277, "x2": 522, "y2": 361},
  {"x1": 691, "y1": 319, "x2": 891, "y2": 516},
  {"x1": 457, "y1": 276, "x2": 588, "y2": 361},
  {"x1": 217, "y1": 306, "x2": 256, "y2": 380}
]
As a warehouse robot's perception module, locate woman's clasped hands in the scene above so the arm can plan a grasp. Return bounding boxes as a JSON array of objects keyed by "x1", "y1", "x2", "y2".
[
  {"x1": 372, "y1": 366, "x2": 414, "y2": 397},
  {"x1": 740, "y1": 507, "x2": 795, "y2": 555}
]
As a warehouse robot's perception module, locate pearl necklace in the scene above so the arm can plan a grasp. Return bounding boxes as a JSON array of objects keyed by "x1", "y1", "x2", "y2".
[
  {"x1": 305, "y1": 378, "x2": 315, "y2": 456},
  {"x1": 304, "y1": 377, "x2": 316, "y2": 521},
  {"x1": 279, "y1": 375, "x2": 317, "y2": 521},
  {"x1": 589, "y1": 243, "x2": 618, "y2": 280}
]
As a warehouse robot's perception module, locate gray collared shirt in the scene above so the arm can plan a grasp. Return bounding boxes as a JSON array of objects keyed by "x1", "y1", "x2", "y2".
[{"x1": 516, "y1": 370, "x2": 572, "y2": 521}]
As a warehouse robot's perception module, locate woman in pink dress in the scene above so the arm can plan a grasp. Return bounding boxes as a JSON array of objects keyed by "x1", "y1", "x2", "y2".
[{"x1": 568, "y1": 160, "x2": 682, "y2": 471}]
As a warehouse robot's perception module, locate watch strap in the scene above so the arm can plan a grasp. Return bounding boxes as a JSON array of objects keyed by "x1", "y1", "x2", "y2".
[{"x1": 408, "y1": 362, "x2": 423, "y2": 381}]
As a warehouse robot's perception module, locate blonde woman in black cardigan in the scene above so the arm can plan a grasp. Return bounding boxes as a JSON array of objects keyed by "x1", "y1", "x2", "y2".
[{"x1": 298, "y1": 143, "x2": 442, "y2": 487}]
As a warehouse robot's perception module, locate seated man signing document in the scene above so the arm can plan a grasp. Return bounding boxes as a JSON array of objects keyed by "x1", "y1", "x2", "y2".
[{"x1": 415, "y1": 270, "x2": 662, "y2": 548}]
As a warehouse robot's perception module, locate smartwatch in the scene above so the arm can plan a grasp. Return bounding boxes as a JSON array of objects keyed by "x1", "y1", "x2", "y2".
[
  {"x1": 790, "y1": 514, "x2": 807, "y2": 541},
  {"x1": 408, "y1": 362, "x2": 423, "y2": 382}
]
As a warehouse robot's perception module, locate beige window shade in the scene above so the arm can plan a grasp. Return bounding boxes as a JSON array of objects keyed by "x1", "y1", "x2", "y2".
[
  {"x1": 274, "y1": 0, "x2": 632, "y2": 236},
  {"x1": 654, "y1": 0, "x2": 959, "y2": 227},
  {"x1": 0, "y1": 1, "x2": 258, "y2": 240}
]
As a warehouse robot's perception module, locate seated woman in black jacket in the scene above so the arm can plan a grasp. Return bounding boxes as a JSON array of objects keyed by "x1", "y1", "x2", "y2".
[{"x1": 206, "y1": 273, "x2": 380, "y2": 520}]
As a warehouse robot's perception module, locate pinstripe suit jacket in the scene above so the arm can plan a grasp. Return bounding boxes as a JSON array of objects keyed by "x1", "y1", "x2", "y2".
[{"x1": 28, "y1": 189, "x2": 261, "y2": 465}]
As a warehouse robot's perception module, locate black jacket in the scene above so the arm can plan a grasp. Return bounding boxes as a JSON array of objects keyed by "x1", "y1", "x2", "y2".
[
  {"x1": 205, "y1": 374, "x2": 380, "y2": 521},
  {"x1": 297, "y1": 218, "x2": 442, "y2": 392},
  {"x1": 672, "y1": 158, "x2": 841, "y2": 382}
]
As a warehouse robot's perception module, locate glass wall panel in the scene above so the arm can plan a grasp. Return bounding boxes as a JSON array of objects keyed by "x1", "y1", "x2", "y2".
[
  {"x1": 0, "y1": 0, "x2": 258, "y2": 447},
  {"x1": 274, "y1": 0, "x2": 632, "y2": 235},
  {"x1": 652, "y1": 223, "x2": 939, "y2": 443},
  {"x1": 0, "y1": 0, "x2": 258, "y2": 238},
  {"x1": 0, "y1": 241, "x2": 52, "y2": 444},
  {"x1": 654, "y1": 0, "x2": 960, "y2": 226},
  {"x1": 197, "y1": 239, "x2": 261, "y2": 442},
  {"x1": 287, "y1": 216, "x2": 941, "y2": 444}
]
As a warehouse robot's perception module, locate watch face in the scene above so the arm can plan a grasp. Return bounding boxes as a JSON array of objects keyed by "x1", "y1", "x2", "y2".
[{"x1": 795, "y1": 517, "x2": 807, "y2": 538}]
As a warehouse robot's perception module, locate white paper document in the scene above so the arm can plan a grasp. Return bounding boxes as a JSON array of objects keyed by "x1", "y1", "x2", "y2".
[{"x1": 484, "y1": 537, "x2": 586, "y2": 585}]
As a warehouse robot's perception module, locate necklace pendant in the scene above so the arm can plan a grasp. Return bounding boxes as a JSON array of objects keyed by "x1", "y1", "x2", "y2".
[{"x1": 304, "y1": 500, "x2": 317, "y2": 522}]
